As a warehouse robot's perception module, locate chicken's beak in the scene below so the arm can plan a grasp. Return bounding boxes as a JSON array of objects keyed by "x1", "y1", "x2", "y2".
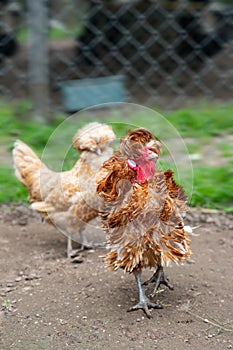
[
  {"x1": 96, "y1": 147, "x2": 102, "y2": 155},
  {"x1": 148, "y1": 151, "x2": 158, "y2": 160}
]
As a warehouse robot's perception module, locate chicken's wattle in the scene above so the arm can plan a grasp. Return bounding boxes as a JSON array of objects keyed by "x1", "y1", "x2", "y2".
[{"x1": 128, "y1": 156, "x2": 156, "y2": 184}]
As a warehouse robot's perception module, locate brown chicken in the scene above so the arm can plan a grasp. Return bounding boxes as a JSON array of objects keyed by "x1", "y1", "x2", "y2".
[
  {"x1": 13, "y1": 122, "x2": 116, "y2": 257},
  {"x1": 96, "y1": 128, "x2": 191, "y2": 318}
]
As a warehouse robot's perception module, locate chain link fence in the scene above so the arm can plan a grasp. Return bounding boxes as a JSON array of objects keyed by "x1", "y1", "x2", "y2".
[{"x1": 0, "y1": 0, "x2": 233, "y2": 116}]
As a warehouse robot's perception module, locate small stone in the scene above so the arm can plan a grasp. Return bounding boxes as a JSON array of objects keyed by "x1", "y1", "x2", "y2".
[
  {"x1": 6, "y1": 283, "x2": 14, "y2": 287},
  {"x1": 4, "y1": 287, "x2": 15, "y2": 294},
  {"x1": 23, "y1": 286, "x2": 32, "y2": 291},
  {"x1": 186, "y1": 259, "x2": 195, "y2": 264},
  {"x1": 60, "y1": 319, "x2": 67, "y2": 325},
  {"x1": 25, "y1": 274, "x2": 38, "y2": 281}
]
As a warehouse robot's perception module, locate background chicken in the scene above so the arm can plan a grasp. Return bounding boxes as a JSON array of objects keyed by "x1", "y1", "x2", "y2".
[
  {"x1": 96, "y1": 128, "x2": 191, "y2": 318},
  {"x1": 13, "y1": 122, "x2": 116, "y2": 257}
]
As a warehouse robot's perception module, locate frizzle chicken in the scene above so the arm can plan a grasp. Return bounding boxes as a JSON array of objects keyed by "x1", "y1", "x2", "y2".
[
  {"x1": 96, "y1": 128, "x2": 191, "y2": 318},
  {"x1": 13, "y1": 122, "x2": 116, "y2": 257}
]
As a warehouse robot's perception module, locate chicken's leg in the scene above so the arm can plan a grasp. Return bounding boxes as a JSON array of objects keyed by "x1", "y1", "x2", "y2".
[
  {"x1": 143, "y1": 266, "x2": 174, "y2": 297},
  {"x1": 67, "y1": 228, "x2": 95, "y2": 258},
  {"x1": 66, "y1": 233, "x2": 85, "y2": 258},
  {"x1": 67, "y1": 236, "x2": 80, "y2": 258},
  {"x1": 128, "y1": 270, "x2": 162, "y2": 318}
]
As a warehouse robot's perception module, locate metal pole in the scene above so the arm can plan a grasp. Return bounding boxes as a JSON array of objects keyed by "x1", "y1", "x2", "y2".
[{"x1": 27, "y1": 0, "x2": 50, "y2": 122}]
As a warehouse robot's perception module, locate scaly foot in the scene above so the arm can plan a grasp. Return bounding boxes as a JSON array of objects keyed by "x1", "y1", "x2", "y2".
[
  {"x1": 128, "y1": 297, "x2": 163, "y2": 318},
  {"x1": 143, "y1": 266, "x2": 174, "y2": 297},
  {"x1": 67, "y1": 236, "x2": 98, "y2": 258},
  {"x1": 67, "y1": 244, "x2": 95, "y2": 258},
  {"x1": 68, "y1": 248, "x2": 83, "y2": 258}
]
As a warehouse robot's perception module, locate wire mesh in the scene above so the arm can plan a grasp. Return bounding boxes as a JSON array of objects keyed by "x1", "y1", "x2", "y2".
[{"x1": 0, "y1": 0, "x2": 233, "y2": 112}]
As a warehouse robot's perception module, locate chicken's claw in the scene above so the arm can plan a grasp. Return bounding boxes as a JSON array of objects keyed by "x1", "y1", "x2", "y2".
[
  {"x1": 67, "y1": 235, "x2": 101, "y2": 258},
  {"x1": 68, "y1": 249, "x2": 83, "y2": 259},
  {"x1": 143, "y1": 266, "x2": 174, "y2": 297},
  {"x1": 127, "y1": 298, "x2": 163, "y2": 318}
]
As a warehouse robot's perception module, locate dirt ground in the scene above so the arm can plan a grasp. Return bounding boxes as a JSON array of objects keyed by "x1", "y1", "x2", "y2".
[{"x1": 0, "y1": 203, "x2": 232, "y2": 350}]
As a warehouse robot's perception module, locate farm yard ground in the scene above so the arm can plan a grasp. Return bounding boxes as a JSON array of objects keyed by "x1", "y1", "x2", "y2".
[{"x1": 0, "y1": 204, "x2": 232, "y2": 350}]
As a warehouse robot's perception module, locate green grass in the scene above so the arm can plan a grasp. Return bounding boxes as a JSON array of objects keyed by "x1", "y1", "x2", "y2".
[
  {"x1": 0, "y1": 100, "x2": 232, "y2": 212},
  {"x1": 0, "y1": 101, "x2": 64, "y2": 151},
  {"x1": 166, "y1": 104, "x2": 233, "y2": 137},
  {"x1": 0, "y1": 166, "x2": 28, "y2": 202},
  {"x1": 17, "y1": 24, "x2": 83, "y2": 43},
  {"x1": 191, "y1": 164, "x2": 233, "y2": 210},
  {"x1": 219, "y1": 143, "x2": 233, "y2": 158},
  {"x1": 2, "y1": 297, "x2": 9, "y2": 310}
]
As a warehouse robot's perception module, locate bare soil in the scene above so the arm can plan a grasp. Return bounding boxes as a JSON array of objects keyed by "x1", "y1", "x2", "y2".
[{"x1": 0, "y1": 203, "x2": 232, "y2": 350}]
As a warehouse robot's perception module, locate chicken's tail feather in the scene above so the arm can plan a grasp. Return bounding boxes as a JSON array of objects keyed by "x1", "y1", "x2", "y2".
[
  {"x1": 31, "y1": 201, "x2": 55, "y2": 213},
  {"x1": 12, "y1": 140, "x2": 47, "y2": 201}
]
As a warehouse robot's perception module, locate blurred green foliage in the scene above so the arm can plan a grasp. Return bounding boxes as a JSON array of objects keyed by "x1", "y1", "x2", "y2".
[{"x1": 0, "y1": 100, "x2": 232, "y2": 212}]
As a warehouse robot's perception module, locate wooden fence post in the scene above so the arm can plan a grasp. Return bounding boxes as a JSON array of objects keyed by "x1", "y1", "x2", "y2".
[{"x1": 27, "y1": 0, "x2": 50, "y2": 122}]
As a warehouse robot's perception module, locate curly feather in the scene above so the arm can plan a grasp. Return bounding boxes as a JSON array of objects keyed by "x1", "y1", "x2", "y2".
[{"x1": 96, "y1": 128, "x2": 191, "y2": 273}]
